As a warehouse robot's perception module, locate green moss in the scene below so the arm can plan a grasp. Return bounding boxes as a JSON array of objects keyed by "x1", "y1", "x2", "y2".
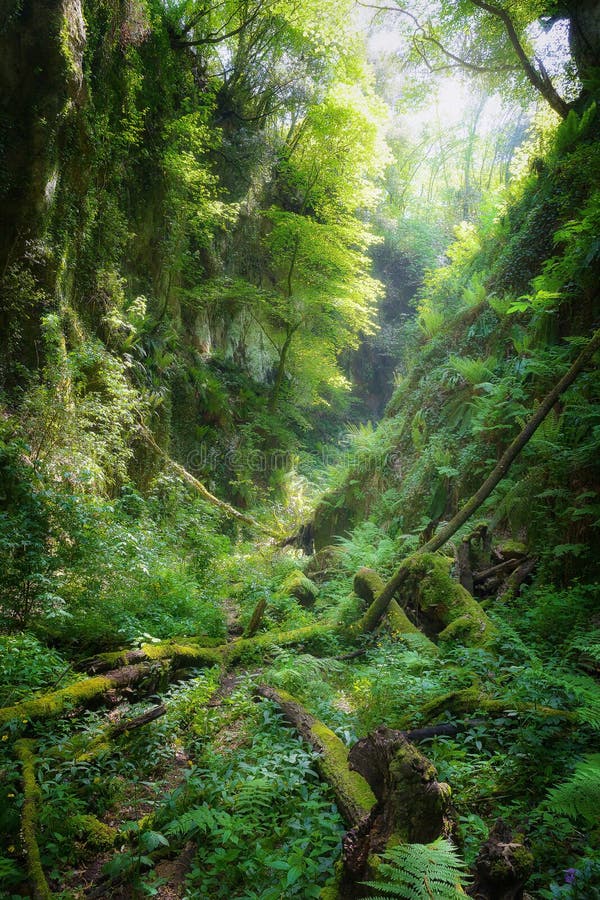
[
  {"x1": 400, "y1": 553, "x2": 495, "y2": 646},
  {"x1": 387, "y1": 599, "x2": 434, "y2": 641},
  {"x1": 15, "y1": 740, "x2": 52, "y2": 900},
  {"x1": 68, "y1": 814, "x2": 117, "y2": 849},
  {"x1": 417, "y1": 685, "x2": 575, "y2": 724},
  {"x1": 353, "y1": 567, "x2": 386, "y2": 603},
  {"x1": 310, "y1": 720, "x2": 376, "y2": 823},
  {"x1": 511, "y1": 845, "x2": 534, "y2": 876},
  {"x1": 0, "y1": 676, "x2": 113, "y2": 726},
  {"x1": 490, "y1": 858, "x2": 511, "y2": 879},
  {"x1": 224, "y1": 623, "x2": 336, "y2": 664},
  {"x1": 280, "y1": 570, "x2": 318, "y2": 607},
  {"x1": 140, "y1": 641, "x2": 223, "y2": 667}
]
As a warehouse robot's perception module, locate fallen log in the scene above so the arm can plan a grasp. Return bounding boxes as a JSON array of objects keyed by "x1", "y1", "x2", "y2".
[
  {"x1": 411, "y1": 685, "x2": 576, "y2": 727},
  {"x1": 349, "y1": 329, "x2": 600, "y2": 635},
  {"x1": 474, "y1": 557, "x2": 520, "y2": 582},
  {"x1": 497, "y1": 557, "x2": 538, "y2": 599},
  {"x1": 256, "y1": 688, "x2": 466, "y2": 900},
  {"x1": 0, "y1": 626, "x2": 336, "y2": 728},
  {"x1": 353, "y1": 567, "x2": 438, "y2": 653},
  {"x1": 15, "y1": 740, "x2": 53, "y2": 900},
  {"x1": 255, "y1": 685, "x2": 375, "y2": 827},
  {"x1": 0, "y1": 657, "x2": 193, "y2": 728}
]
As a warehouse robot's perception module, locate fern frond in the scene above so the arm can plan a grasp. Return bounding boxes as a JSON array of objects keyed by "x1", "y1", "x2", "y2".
[
  {"x1": 362, "y1": 838, "x2": 468, "y2": 900},
  {"x1": 165, "y1": 803, "x2": 232, "y2": 837},
  {"x1": 560, "y1": 672, "x2": 600, "y2": 730},
  {"x1": 546, "y1": 754, "x2": 600, "y2": 824},
  {"x1": 448, "y1": 355, "x2": 496, "y2": 386}
]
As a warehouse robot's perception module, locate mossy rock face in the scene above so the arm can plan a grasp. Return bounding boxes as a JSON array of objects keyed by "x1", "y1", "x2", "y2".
[{"x1": 280, "y1": 570, "x2": 319, "y2": 607}]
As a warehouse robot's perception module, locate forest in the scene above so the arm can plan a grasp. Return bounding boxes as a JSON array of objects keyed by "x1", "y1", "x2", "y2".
[{"x1": 1, "y1": 0, "x2": 599, "y2": 897}]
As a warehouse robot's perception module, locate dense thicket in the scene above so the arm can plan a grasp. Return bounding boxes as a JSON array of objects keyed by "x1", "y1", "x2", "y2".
[{"x1": 1, "y1": 1, "x2": 599, "y2": 898}]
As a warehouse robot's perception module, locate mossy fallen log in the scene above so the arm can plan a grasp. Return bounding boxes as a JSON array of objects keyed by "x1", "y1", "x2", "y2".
[
  {"x1": 398, "y1": 553, "x2": 496, "y2": 645},
  {"x1": 0, "y1": 663, "x2": 173, "y2": 728},
  {"x1": 81, "y1": 637, "x2": 224, "y2": 674},
  {"x1": 255, "y1": 685, "x2": 375, "y2": 827},
  {"x1": 67, "y1": 814, "x2": 118, "y2": 850},
  {"x1": 412, "y1": 686, "x2": 576, "y2": 726},
  {"x1": 353, "y1": 567, "x2": 439, "y2": 653},
  {"x1": 139, "y1": 424, "x2": 279, "y2": 537},
  {"x1": 15, "y1": 740, "x2": 52, "y2": 900},
  {"x1": 0, "y1": 626, "x2": 337, "y2": 728},
  {"x1": 222, "y1": 622, "x2": 337, "y2": 665}
]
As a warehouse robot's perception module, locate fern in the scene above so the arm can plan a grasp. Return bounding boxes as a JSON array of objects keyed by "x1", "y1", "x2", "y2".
[
  {"x1": 233, "y1": 776, "x2": 280, "y2": 827},
  {"x1": 560, "y1": 672, "x2": 600, "y2": 730},
  {"x1": 546, "y1": 754, "x2": 600, "y2": 824},
  {"x1": 165, "y1": 803, "x2": 232, "y2": 837},
  {"x1": 448, "y1": 355, "x2": 496, "y2": 386},
  {"x1": 362, "y1": 838, "x2": 469, "y2": 900},
  {"x1": 569, "y1": 629, "x2": 600, "y2": 670}
]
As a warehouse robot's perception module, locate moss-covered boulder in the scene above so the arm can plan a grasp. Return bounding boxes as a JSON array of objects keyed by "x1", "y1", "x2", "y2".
[
  {"x1": 399, "y1": 553, "x2": 495, "y2": 646},
  {"x1": 280, "y1": 570, "x2": 319, "y2": 607},
  {"x1": 68, "y1": 814, "x2": 117, "y2": 850}
]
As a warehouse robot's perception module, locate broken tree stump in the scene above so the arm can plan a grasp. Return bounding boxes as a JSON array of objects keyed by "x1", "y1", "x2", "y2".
[{"x1": 470, "y1": 819, "x2": 533, "y2": 900}]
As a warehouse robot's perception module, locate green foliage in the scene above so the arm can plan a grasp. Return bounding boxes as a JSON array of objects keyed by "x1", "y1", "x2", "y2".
[
  {"x1": 546, "y1": 755, "x2": 600, "y2": 824},
  {"x1": 153, "y1": 690, "x2": 344, "y2": 899},
  {"x1": 363, "y1": 838, "x2": 469, "y2": 900}
]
